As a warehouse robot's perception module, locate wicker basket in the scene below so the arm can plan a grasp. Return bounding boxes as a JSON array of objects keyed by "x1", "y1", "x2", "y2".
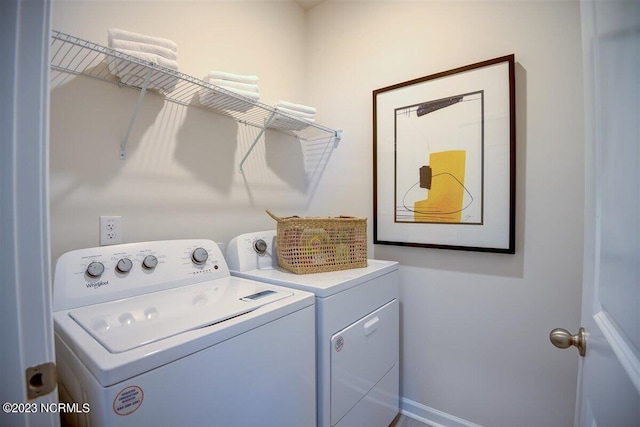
[{"x1": 266, "y1": 210, "x2": 368, "y2": 274}]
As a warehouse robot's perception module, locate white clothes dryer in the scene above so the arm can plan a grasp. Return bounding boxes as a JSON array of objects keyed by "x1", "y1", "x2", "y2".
[
  {"x1": 53, "y1": 239, "x2": 316, "y2": 427},
  {"x1": 227, "y1": 230, "x2": 399, "y2": 427}
]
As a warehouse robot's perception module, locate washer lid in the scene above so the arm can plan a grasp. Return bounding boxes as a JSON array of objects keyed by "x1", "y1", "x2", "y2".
[{"x1": 68, "y1": 279, "x2": 292, "y2": 353}]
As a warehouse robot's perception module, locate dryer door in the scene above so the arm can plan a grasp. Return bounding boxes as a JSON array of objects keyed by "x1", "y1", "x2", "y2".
[{"x1": 330, "y1": 299, "x2": 398, "y2": 425}]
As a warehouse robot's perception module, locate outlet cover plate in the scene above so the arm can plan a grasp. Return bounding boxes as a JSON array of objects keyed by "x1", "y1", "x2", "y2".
[{"x1": 99, "y1": 215, "x2": 122, "y2": 245}]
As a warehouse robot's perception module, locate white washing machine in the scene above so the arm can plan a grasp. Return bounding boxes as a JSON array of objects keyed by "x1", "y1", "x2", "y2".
[
  {"x1": 53, "y1": 239, "x2": 316, "y2": 427},
  {"x1": 227, "y1": 230, "x2": 399, "y2": 427}
]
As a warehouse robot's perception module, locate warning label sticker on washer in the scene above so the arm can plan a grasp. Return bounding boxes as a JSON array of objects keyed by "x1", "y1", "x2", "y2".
[
  {"x1": 335, "y1": 336, "x2": 344, "y2": 352},
  {"x1": 113, "y1": 385, "x2": 143, "y2": 416}
]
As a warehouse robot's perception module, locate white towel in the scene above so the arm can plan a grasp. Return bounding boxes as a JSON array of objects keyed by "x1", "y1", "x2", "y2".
[
  {"x1": 107, "y1": 49, "x2": 179, "y2": 93},
  {"x1": 275, "y1": 100, "x2": 317, "y2": 115},
  {"x1": 208, "y1": 70, "x2": 259, "y2": 84},
  {"x1": 108, "y1": 49, "x2": 179, "y2": 76},
  {"x1": 108, "y1": 28, "x2": 178, "y2": 52},
  {"x1": 199, "y1": 86, "x2": 259, "y2": 113},
  {"x1": 109, "y1": 39, "x2": 177, "y2": 61},
  {"x1": 120, "y1": 73, "x2": 179, "y2": 93},
  {"x1": 269, "y1": 115, "x2": 314, "y2": 131},
  {"x1": 201, "y1": 86, "x2": 259, "y2": 101},
  {"x1": 275, "y1": 106, "x2": 315, "y2": 120},
  {"x1": 209, "y1": 78, "x2": 259, "y2": 93}
]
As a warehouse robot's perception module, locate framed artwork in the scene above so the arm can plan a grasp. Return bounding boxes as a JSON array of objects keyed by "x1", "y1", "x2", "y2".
[{"x1": 373, "y1": 55, "x2": 515, "y2": 253}]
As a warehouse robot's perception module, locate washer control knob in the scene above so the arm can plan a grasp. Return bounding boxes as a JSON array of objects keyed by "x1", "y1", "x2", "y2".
[
  {"x1": 191, "y1": 247, "x2": 208, "y2": 265},
  {"x1": 253, "y1": 239, "x2": 268, "y2": 255},
  {"x1": 142, "y1": 255, "x2": 158, "y2": 270},
  {"x1": 86, "y1": 261, "x2": 104, "y2": 278},
  {"x1": 116, "y1": 258, "x2": 133, "y2": 273}
]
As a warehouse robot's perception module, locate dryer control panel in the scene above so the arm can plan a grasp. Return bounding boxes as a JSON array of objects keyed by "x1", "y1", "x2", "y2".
[
  {"x1": 226, "y1": 230, "x2": 278, "y2": 271},
  {"x1": 53, "y1": 239, "x2": 229, "y2": 311}
]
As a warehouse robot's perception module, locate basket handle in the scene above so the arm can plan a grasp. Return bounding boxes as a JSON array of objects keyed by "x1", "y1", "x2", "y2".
[{"x1": 265, "y1": 209, "x2": 283, "y2": 223}]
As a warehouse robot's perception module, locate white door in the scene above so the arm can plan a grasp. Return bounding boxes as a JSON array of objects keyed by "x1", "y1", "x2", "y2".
[
  {"x1": 568, "y1": 1, "x2": 640, "y2": 426},
  {"x1": 0, "y1": 1, "x2": 58, "y2": 426}
]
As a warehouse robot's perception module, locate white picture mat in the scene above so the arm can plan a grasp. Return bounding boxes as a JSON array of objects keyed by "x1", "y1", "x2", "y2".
[{"x1": 375, "y1": 60, "x2": 512, "y2": 250}]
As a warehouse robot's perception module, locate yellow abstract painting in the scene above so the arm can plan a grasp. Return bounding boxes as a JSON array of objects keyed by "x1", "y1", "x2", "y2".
[{"x1": 414, "y1": 150, "x2": 466, "y2": 223}]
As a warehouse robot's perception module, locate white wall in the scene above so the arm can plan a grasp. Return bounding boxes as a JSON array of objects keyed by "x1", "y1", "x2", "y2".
[
  {"x1": 50, "y1": 1, "x2": 585, "y2": 426},
  {"x1": 305, "y1": 1, "x2": 584, "y2": 427}
]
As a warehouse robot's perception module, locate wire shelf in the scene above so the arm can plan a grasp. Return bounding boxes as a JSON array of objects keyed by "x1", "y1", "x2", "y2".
[{"x1": 50, "y1": 30, "x2": 341, "y2": 165}]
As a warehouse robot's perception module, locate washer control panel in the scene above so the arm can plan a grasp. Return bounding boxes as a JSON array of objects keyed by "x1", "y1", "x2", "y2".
[{"x1": 53, "y1": 240, "x2": 227, "y2": 311}]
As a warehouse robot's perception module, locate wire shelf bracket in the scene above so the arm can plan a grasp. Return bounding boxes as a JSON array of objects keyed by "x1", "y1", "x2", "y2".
[
  {"x1": 239, "y1": 111, "x2": 277, "y2": 173},
  {"x1": 119, "y1": 68, "x2": 152, "y2": 159},
  {"x1": 333, "y1": 130, "x2": 343, "y2": 147}
]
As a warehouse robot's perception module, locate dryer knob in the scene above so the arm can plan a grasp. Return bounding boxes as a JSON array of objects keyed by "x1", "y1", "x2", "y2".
[
  {"x1": 116, "y1": 258, "x2": 133, "y2": 273},
  {"x1": 142, "y1": 255, "x2": 158, "y2": 270},
  {"x1": 86, "y1": 261, "x2": 104, "y2": 278},
  {"x1": 191, "y1": 247, "x2": 208, "y2": 265},
  {"x1": 254, "y1": 239, "x2": 268, "y2": 255}
]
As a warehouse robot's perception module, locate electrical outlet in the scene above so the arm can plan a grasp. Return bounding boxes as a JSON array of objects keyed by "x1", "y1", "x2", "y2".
[{"x1": 99, "y1": 216, "x2": 122, "y2": 246}]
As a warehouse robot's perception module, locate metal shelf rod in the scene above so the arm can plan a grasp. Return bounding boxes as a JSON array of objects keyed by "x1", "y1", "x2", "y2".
[
  {"x1": 120, "y1": 68, "x2": 152, "y2": 159},
  {"x1": 238, "y1": 111, "x2": 277, "y2": 173}
]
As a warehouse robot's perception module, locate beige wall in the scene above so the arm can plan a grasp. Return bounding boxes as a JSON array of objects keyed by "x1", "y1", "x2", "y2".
[
  {"x1": 51, "y1": 1, "x2": 585, "y2": 426},
  {"x1": 50, "y1": 0, "x2": 313, "y2": 262},
  {"x1": 305, "y1": 1, "x2": 584, "y2": 426}
]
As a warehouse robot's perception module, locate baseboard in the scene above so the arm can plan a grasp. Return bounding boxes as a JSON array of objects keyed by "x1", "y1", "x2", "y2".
[{"x1": 399, "y1": 397, "x2": 483, "y2": 427}]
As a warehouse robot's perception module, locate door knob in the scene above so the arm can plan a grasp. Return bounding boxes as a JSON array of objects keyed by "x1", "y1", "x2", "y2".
[{"x1": 549, "y1": 327, "x2": 586, "y2": 356}]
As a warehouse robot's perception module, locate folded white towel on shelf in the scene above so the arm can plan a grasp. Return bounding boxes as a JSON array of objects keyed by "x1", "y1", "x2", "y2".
[
  {"x1": 275, "y1": 106, "x2": 315, "y2": 120},
  {"x1": 200, "y1": 86, "x2": 260, "y2": 102},
  {"x1": 208, "y1": 70, "x2": 259, "y2": 84},
  {"x1": 208, "y1": 78, "x2": 259, "y2": 93},
  {"x1": 275, "y1": 100, "x2": 317, "y2": 115},
  {"x1": 109, "y1": 49, "x2": 179, "y2": 71},
  {"x1": 269, "y1": 115, "x2": 315, "y2": 131},
  {"x1": 109, "y1": 39, "x2": 177, "y2": 61},
  {"x1": 199, "y1": 85, "x2": 260, "y2": 113},
  {"x1": 108, "y1": 28, "x2": 178, "y2": 52},
  {"x1": 199, "y1": 93, "x2": 258, "y2": 113},
  {"x1": 107, "y1": 49, "x2": 179, "y2": 94},
  {"x1": 270, "y1": 100, "x2": 317, "y2": 131},
  {"x1": 120, "y1": 73, "x2": 179, "y2": 93}
]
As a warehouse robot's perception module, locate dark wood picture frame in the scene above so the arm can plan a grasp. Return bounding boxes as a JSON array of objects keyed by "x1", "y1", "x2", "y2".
[{"x1": 373, "y1": 55, "x2": 516, "y2": 253}]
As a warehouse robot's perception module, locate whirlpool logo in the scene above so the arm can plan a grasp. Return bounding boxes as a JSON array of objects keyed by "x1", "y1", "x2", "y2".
[{"x1": 86, "y1": 280, "x2": 109, "y2": 289}]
